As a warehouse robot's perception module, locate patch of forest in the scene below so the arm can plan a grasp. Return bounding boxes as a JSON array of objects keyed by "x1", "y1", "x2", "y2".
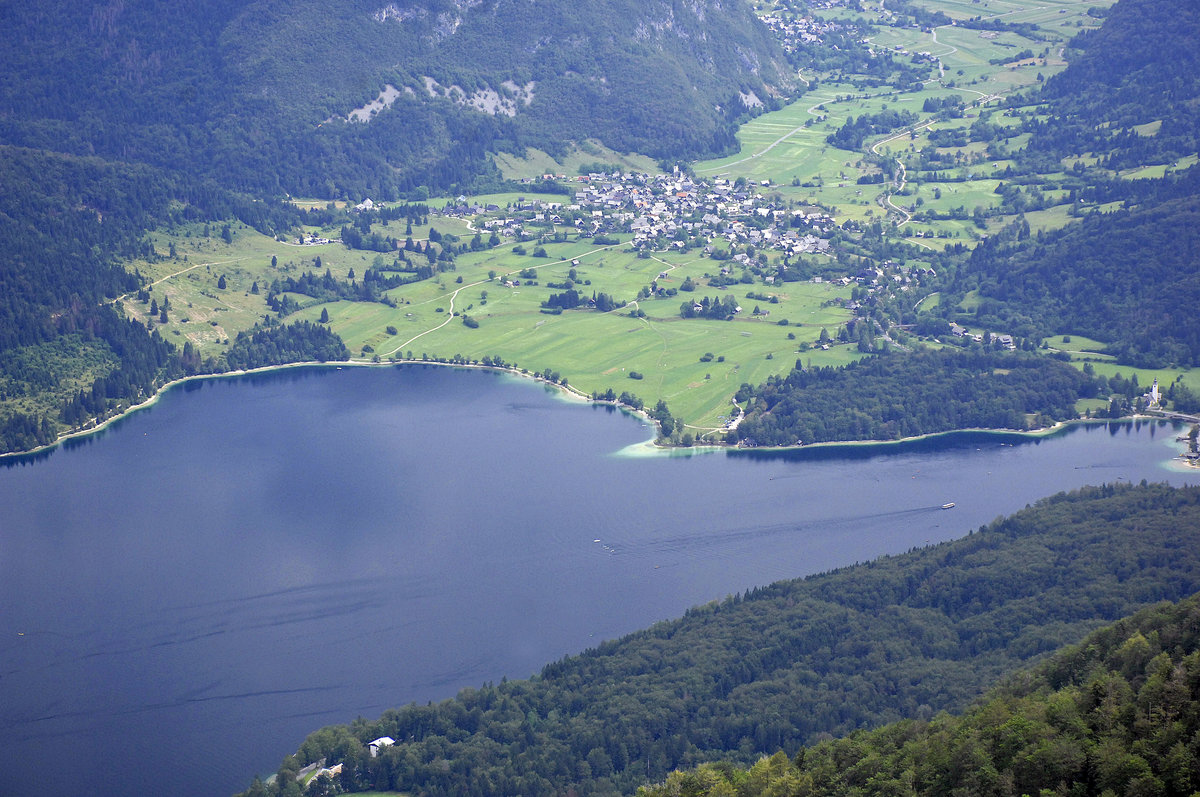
[
  {"x1": 1024, "y1": 0, "x2": 1200, "y2": 170},
  {"x1": 0, "y1": 148, "x2": 188, "y2": 452},
  {"x1": 241, "y1": 482, "x2": 1200, "y2": 797},
  {"x1": 640, "y1": 591, "x2": 1200, "y2": 797},
  {"x1": 223, "y1": 322, "x2": 350, "y2": 372},
  {"x1": 947, "y1": 172, "x2": 1200, "y2": 368},
  {"x1": 786, "y1": 27, "x2": 929, "y2": 89},
  {"x1": 0, "y1": 146, "x2": 321, "y2": 454},
  {"x1": 731, "y1": 348, "x2": 1096, "y2": 447},
  {"x1": 826, "y1": 109, "x2": 919, "y2": 151}
]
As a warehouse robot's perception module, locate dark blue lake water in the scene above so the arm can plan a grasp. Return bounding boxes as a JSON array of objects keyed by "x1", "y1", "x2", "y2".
[{"x1": 2, "y1": 365, "x2": 1197, "y2": 797}]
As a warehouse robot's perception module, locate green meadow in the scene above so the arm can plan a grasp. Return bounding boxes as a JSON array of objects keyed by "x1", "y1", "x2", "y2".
[
  {"x1": 1121, "y1": 154, "x2": 1200, "y2": 180},
  {"x1": 128, "y1": 225, "x2": 859, "y2": 432},
  {"x1": 126, "y1": 222, "x2": 375, "y2": 352},
  {"x1": 423, "y1": 189, "x2": 575, "y2": 211},
  {"x1": 337, "y1": 240, "x2": 860, "y2": 430},
  {"x1": 493, "y1": 141, "x2": 659, "y2": 179},
  {"x1": 1044, "y1": 336, "x2": 1200, "y2": 395},
  {"x1": 694, "y1": 82, "x2": 907, "y2": 224},
  {"x1": 695, "y1": 0, "x2": 1113, "y2": 245},
  {"x1": 1046, "y1": 334, "x2": 1113, "y2": 356},
  {"x1": 1081, "y1": 362, "x2": 1200, "y2": 396}
]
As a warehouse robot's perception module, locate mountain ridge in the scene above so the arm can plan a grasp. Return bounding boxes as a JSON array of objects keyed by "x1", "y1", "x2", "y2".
[{"x1": 0, "y1": 0, "x2": 792, "y2": 198}]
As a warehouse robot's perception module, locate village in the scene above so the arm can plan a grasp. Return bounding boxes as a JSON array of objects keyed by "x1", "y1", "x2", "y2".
[
  {"x1": 431, "y1": 170, "x2": 967, "y2": 324},
  {"x1": 438, "y1": 169, "x2": 840, "y2": 262}
]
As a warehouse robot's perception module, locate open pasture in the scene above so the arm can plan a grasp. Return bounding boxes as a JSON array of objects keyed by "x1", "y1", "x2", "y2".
[
  {"x1": 693, "y1": 89, "x2": 844, "y2": 182},
  {"x1": 692, "y1": 0, "x2": 1079, "y2": 230},
  {"x1": 327, "y1": 238, "x2": 859, "y2": 428},
  {"x1": 390, "y1": 305, "x2": 863, "y2": 431},
  {"x1": 425, "y1": 189, "x2": 575, "y2": 211},
  {"x1": 1042, "y1": 335, "x2": 1200, "y2": 398},
  {"x1": 984, "y1": 203, "x2": 1074, "y2": 235},
  {"x1": 371, "y1": 214, "x2": 476, "y2": 242},
  {"x1": 1121, "y1": 155, "x2": 1200, "y2": 181},
  {"x1": 1079, "y1": 362, "x2": 1200, "y2": 397},
  {"x1": 911, "y1": 178, "x2": 1006, "y2": 212},
  {"x1": 1047, "y1": 334, "x2": 1112, "y2": 357},
  {"x1": 137, "y1": 223, "x2": 859, "y2": 428},
  {"x1": 708, "y1": 0, "x2": 1109, "y2": 188}
]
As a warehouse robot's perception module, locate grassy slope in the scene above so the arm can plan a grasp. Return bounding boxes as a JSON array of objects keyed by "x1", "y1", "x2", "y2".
[{"x1": 493, "y1": 143, "x2": 661, "y2": 181}]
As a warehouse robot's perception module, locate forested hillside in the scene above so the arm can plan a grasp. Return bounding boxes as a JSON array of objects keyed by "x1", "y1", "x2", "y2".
[
  {"x1": 1, "y1": 0, "x2": 789, "y2": 199},
  {"x1": 0, "y1": 144, "x2": 315, "y2": 453},
  {"x1": 641, "y1": 592, "x2": 1200, "y2": 797},
  {"x1": 243, "y1": 482, "x2": 1200, "y2": 796},
  {"x1": 949, "y1": 180, "x2": 1200, "y2": 368},
  {"x1": 927, "y1": 0, "x2": 1200, "y2": 367},
  {"x1": 0, "y1": 147, "x2": 186, "y2": 451},
  {"x1": 1024, "y1": 0, "x2": 1200, "y2": 169}
]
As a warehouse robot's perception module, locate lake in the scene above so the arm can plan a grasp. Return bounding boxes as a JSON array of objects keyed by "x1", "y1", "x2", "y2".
[{"x1": 2, "y1": 364, "x2": 1196, "y2": 797}]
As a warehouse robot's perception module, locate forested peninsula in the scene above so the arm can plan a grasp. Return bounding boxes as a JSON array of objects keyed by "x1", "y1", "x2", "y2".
[
  {"x1": 731, "y1": 349, "x2": 1098, "y2": 447},
  {"x1": 242, "y1": 482, "x2": 1200, "y2": 796}
]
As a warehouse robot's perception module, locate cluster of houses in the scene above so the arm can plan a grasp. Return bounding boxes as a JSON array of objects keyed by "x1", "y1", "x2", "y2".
[
  {"x1": 430, "y1": 174, "x2": 952, "y2": 350},
  {"x1": 285, "y1": 736, "x2": 397, "y2": 791},
  {"x1": 440, "y1": 171, "x2": 841, "y2": 262},
  {"x1": 296, "y1": 233, "x2": 333, "y2": 246},
  {"x1": 759, "y1": 7, "x2": 840, "y2": 53},
  {"x1": 818, "y1": 261, "x2": 935, "y2": 296},
  {"x1": 948, "y1": 322, "x2": 1016, "y2": 349}
]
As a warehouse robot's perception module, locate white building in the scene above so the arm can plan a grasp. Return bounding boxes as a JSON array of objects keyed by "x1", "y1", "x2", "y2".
[{"x1": 368, "y1": 736, "x2": 395, "y2": 757}]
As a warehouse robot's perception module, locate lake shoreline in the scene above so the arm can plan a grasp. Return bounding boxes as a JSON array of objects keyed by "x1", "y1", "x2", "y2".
[
  {"x1": 0, "y1": 357, "x2": 643, "y2": 462},
  {"x1": 614, "y1": 422, "x2": 1070, "y2": 458},
  {"x1": 0, "y1": 357, "x2": 1183, "y2": 463}
]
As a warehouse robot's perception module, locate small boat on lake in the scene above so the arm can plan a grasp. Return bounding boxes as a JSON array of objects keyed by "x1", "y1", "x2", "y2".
[{"x1": 941, "y1": 502, "x2": 956, "y2": 510}]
